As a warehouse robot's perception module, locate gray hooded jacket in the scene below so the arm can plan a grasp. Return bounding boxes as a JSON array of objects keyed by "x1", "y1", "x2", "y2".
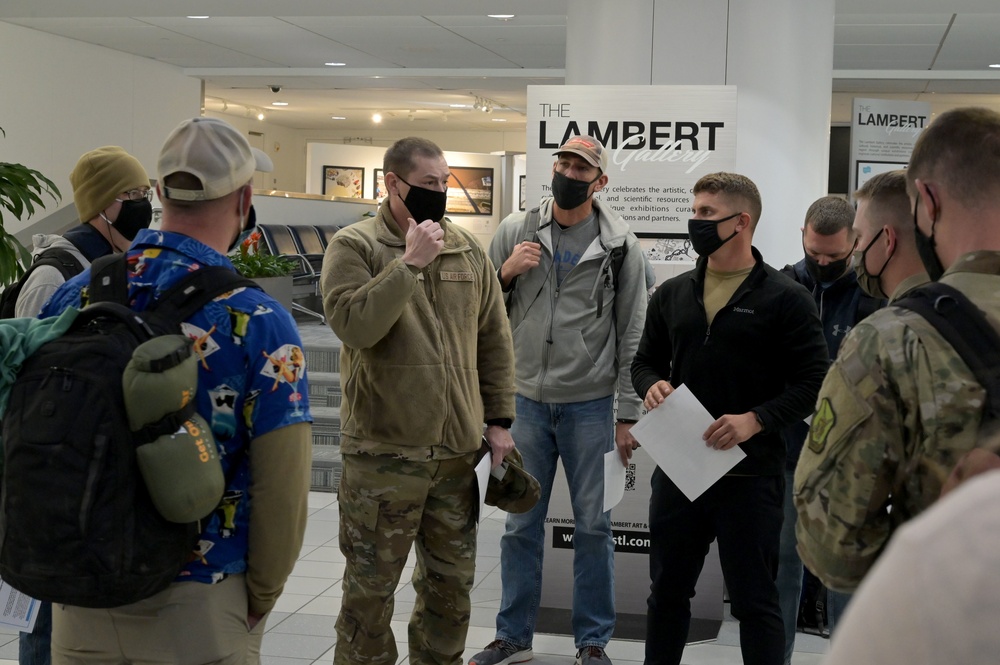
[
  {"x1": 489, "y1": 196, "x2": 647, "y2": 420},
  {"x1": 13, "y1": 234, "x2": 91, "y2": 318}
]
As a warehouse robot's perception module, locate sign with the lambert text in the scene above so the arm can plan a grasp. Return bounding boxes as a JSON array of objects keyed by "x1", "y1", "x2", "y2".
[
  {"x1": 526, "y1": 85, "x2": 737, "y2": 236},
  {"x1": 849, "y1": 97, "x2": 931, "y2": 196}
]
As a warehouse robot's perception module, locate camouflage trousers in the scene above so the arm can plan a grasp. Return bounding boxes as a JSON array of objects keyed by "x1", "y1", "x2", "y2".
[{"x1": 335, "y1": 452, "x2": 478, "y2": 665}]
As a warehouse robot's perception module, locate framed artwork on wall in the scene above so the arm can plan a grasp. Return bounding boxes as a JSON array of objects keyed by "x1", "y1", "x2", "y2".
[
  {"x1": 322, "y1": 165, "x2": 364, "y2": 198},
  {"x1": 518, "y1": 175, "x2": 526, "y2": 211},
  {"x1": 373, "y1": 168, "x2": 387, "y2": 202},
  {"x1": 446, "y1": 167, "x2": 493, "y2": 215}
]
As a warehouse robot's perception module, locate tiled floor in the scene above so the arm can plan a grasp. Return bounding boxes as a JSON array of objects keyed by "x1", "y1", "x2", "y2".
[{"x1": 0, "y1": 492, "x2": 829, "y2": 664}]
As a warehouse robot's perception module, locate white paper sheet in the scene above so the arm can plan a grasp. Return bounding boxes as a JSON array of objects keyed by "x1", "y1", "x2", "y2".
[
  {"x1": 474, "y1": 449, "x2": 491, "y2": 522},
  {"x1": 0, "y1": 580, "x2": 39, "y2": 631},
  {"x1": 603, "y1": 450, "x2": 626, "y2": 512},
  {"x1": 630, "y1": 384, "x2": 746, "y2": 501}
]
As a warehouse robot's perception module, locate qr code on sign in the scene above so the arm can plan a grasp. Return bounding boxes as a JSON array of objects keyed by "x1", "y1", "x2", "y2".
[{"x1": 625, "y1": 463, "x2": 636, "y2": 492}]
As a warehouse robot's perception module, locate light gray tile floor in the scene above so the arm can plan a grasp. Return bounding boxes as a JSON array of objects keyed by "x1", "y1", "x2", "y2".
[
  {"x1": 252, "y1": 491, "x2": 829, "y2": 665},
  {"x1": 0, "y1": 491, "x2": 828, "y2": 665}
]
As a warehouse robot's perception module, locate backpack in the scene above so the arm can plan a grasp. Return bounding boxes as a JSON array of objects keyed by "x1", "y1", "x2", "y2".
[
  {"x1": 0, "y1": 253, "x2": 256, "y2": 608},
  {"x1": 0, "y1": 247, "x2": 84, "y2": 318},
  {"x1": 516, "y1": 206, "x2": 628, "y2": 318},
  {"x1": 893, "y1": 281, "x2": 1000, "y2": 425}
]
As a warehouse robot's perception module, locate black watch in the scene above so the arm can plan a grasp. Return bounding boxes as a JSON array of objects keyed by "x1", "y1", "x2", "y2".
[{"x1": 616, "y1": 418, "x2": 637, "y2": 425}]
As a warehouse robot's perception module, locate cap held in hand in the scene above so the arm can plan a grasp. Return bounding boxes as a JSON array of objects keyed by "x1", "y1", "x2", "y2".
[{"x1": 479, "y1": 439, "x2": 541, "y2": 514}]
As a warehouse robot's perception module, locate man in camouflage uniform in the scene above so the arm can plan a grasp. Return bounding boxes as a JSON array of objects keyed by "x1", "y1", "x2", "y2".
[
  {"x1": 794, "y1": 107, "x2": 1000, "y2": 593},
  {"x1": 851, "y1": 169, "x2": 928, "y2": 304},
  {"x1": 321, "y1": 137, "x2": 516, "y2": 665}
]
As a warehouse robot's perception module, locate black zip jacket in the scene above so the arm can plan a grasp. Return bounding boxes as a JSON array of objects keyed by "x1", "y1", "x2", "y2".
[
  {"x1": 631, "y1": 247, "x2": 829, "y2": 476},
  {"x1": 779, "y1": 260, "x2": 886, "y2": 471}
]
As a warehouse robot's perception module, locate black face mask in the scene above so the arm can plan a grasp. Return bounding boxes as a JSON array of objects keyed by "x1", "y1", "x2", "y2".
[
  {"x1": 803, "y1": 249, "x2": 851, "y2": 285},
  {"x1": 852, "y1": 227, "x2": 891, "y2": 299},
  {"x1": 112, "y1": 199, "x2": 153, "y2": 241},
  {"x1": 913, "y1": 192, "x2": 945, "y2": 281},
  {"x1": 551, "y1": 171, "x2": 598, "y2": 210},
  {"x1": 398, "y1": 177, "x2": 447, "y2": 224},
  {"x1": 687, "y1": 212, "x2": 740, "y2": 257}
]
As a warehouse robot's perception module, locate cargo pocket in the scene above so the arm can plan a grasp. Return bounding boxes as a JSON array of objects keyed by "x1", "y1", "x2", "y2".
[{"x1": 337, "y1": 482, "x2": 380, "y2": 579}]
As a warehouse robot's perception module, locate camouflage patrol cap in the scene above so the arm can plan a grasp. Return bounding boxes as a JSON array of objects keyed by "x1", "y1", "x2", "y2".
[{"x1": 483, "y1": 444, "x2": 541, "y2": 514}]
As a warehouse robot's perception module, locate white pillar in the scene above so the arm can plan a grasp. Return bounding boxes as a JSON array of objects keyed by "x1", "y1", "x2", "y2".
[
  {"x1": 565, "y1": 1, "x2": 653, "y2": 85},
  {"x1": 568, "y1": 0, "x2": 835, "y2": 266}
]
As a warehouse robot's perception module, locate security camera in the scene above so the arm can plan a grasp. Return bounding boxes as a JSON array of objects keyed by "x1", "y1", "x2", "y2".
[{"x1": 269, "y1": 85, "x2": 282, "y2": 94}]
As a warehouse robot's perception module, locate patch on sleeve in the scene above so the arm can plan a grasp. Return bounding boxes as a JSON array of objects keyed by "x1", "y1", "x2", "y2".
[
  {"x1": 808, "y1": 398, "x2": 836, "y2": 453},
  {"x1": 439, "y1": 270, "x2": 474, "y2": 282}
]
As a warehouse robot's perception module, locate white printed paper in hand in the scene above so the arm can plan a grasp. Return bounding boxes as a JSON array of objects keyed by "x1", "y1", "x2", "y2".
[
  {"x1": 603, "y1": 450, "x2": 626, "y2": 512},
  {"x1": 474, "y1": 451, "x2": 491, "y2": 523},
  {"x1": 630, "y1": 384, "x2": 746, "y2": 501},
  {"x1": 0, "y1": 579, "x2": 40, "y2": 631}
]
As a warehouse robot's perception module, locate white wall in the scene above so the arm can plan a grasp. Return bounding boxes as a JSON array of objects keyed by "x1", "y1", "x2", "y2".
[
  {"x1": 202, "y1": 111, "x2": 306, "y2": 194},
  {"x1": 0, "y1": 22, "x2": 201, "y2": 235},
  {"x1": 305, "y1": 142, "x2": 504, "y2": 247}
]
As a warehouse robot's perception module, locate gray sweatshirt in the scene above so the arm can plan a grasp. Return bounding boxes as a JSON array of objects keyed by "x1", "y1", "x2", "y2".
[{"x1": 489, "y1": 197, "x2": 647, "y2": 420}]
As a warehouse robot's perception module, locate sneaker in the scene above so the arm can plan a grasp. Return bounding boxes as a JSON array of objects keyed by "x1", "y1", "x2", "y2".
[
  {"x1": 575, "y1": 646, "x2": 612, "y2": 665},
  {"x1": 469, "y1": 639, "x2": 533, "y2": 665}
]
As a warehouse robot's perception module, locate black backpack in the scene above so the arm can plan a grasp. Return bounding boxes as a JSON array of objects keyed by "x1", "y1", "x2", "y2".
[
  {"x1": 0, "y1": 253, "x2": 256, "y2": 608},
  {"x1": 0, "y1": 247, "x2": 84, "y2": 318},
  {"x1": 893, "y1": 281, "x2": 1000, "y2": 426}
]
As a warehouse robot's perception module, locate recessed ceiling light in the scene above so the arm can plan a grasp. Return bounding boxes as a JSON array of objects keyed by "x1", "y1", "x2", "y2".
[
  {"x1": 372, "y1": 112, "x2": 383, "y2": 123},
  {"x1": 449, "y1": 104, "x2": 469, "y2": 108},
  {"x1": 331, "y1": 116, "x2": 346, "y2": 120},
  {"x1": 324, "y1": 62, "x2": 346, "y2": 67},
  {"x1": 491, "y1": 118, "x2": 507, "y2": 122},
  {"x1": 488, "y1": 14, "x2": 516, "y2": 19},
  {"x1": 186, "y1": 16, "x2": 210, "y2": 19},
  {"x1": 272, "y1": 101, "x2": 288, "y2": 106}
]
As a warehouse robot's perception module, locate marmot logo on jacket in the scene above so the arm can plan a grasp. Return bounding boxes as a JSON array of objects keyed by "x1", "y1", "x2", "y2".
[{"x1": 733, "y1": 306, "x2": 755, "y2": 314}]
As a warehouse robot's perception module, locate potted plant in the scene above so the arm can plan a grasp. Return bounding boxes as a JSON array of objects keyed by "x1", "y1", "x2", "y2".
[
  {"x1": 229, "y1": 230, "x2": 297, "y2": 310},
  {"x1": 0, "y1": 127, "x2": 61, "y2": 288}
]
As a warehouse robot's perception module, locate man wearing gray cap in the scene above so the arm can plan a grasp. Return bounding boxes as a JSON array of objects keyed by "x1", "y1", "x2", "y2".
[
  {"x1": 470, "y1": 135, "x2": 647, "y2": 665},
  {"x1": 41, "y1": 117, "x2": 311, "y2": 665}
]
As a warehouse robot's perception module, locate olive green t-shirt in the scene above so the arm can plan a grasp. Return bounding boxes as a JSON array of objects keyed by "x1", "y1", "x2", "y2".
[{"x1": 703, "y1": 265, "x2": 752, "y2": 325}]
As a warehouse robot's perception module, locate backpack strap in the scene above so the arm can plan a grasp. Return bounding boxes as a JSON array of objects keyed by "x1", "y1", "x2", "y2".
[
  {"x1": 88, "y1": 253, "x2": 259, "y2": 329},
  {"x1": 89, "y1": 253, "x2": 131, "y2": 304},
  {"x1": 148, "y1": 267, "x2": 257, "y2": 329},
  {"x1": 894, "y1": 282, "x2": 1000, "y2": 422},
  {"x1": 522, "y1": 206, "x2": 542, "y2": 244},
  {"x1": 596, "y1": 241, "x2": 629, "y2": 319},
  {"x1": 504, "y1": 207, "x2": 542, "y2": 314},
  {"x1": 33, "y1": 247, "x2": 84, "y2": 281},
  {"x1": 0, "y1": 248, "x2": 85, "y2": 318}
]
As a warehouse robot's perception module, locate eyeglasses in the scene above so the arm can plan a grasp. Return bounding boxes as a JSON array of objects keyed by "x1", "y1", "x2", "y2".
[{"x1": 120, "y1": 188, "x2": 153, "y2": 202}]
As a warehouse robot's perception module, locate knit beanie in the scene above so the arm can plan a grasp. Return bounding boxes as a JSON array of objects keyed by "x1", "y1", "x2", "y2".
[{"x1": 70, "y1": 146, "x2": 150, "y2": 223}]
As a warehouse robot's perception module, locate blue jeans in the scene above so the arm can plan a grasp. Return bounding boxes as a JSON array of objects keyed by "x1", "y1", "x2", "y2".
[
  {"x1": 495, "y1": 394, "x2": 615, "y2": 650},
  {"x1": 19, "y1": 601, "x2": 51, "y2": 665},
  {"x1": 826, "y1": 589, "x2": 852, "y2": 631},
  {"x1": 776, "y1": 468, "x2": 801, "y2": 665}
]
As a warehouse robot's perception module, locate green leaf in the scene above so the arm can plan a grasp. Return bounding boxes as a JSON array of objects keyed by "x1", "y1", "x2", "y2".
[{"x1": 0, "y1": 132, "x2": 62, "y2": 286}]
